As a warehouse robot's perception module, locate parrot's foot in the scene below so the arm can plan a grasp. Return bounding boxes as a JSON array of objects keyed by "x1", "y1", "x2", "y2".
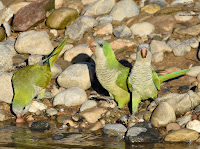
[{"x1": 16, "y1": 114, "x2": 25, "y2": 123}]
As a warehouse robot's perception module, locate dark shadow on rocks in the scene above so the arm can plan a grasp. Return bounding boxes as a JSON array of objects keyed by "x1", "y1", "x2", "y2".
[
  {"x1": 197, "y1": 44, "x2": 200, "y2": 61},
  {"x1": 71, "y1": 53, "x2": 94, "y2": 64}
]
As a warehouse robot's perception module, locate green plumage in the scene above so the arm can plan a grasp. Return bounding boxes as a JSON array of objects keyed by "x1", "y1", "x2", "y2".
[
  {"x1": 129, "y1": 43, "x2": 189, "y2": 113},
  {"x1": 12, "y1": 39, "x2": 67, "y2": 115},
  {"x1": 92, "y1": 39, "x2": 130, "y2": 108}
]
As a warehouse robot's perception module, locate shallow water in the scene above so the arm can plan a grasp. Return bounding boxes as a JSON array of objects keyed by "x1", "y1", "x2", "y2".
[{"x1": 0, "y1": 121, "x2": 199, "y2": 149}]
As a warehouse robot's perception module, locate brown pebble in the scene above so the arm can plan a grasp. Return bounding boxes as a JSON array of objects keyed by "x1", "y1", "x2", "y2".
[
  {"x1": 166, "y1": 123, "x2": 180, "y2": 132},
  {"x1": 192, "y1": 115, "x2": 198, "y2": 120},
  {"x1": 26, "y1": 115, "x2": 34, "y2": 122},
  {"x1": 63, "y1": 120, "x2": 76, "y2": 127}
]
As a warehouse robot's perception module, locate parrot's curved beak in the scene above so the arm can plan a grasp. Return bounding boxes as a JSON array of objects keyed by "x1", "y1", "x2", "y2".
[
  {"x1": 89, "y1": 41, "x2": 96, "y2": 52},
  {"x1": 16, "y1": 114, "x2": 25, "y2": 123},
  {"x1": 141, "y1": 48, "x2": 147, "y2": 58}
]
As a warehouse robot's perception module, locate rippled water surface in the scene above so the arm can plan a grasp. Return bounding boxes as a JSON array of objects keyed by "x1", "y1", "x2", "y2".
[{"x1": 0, "y1": 121, "x2": 199, "y2": 149}]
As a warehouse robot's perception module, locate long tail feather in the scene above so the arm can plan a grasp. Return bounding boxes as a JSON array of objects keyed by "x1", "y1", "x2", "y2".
[
  {"x1": 158, "y1": 69, "x2": 190, "y2": 84},
  {"x1": 48, "y1": 39, "x2": 67, "y2": 68}
]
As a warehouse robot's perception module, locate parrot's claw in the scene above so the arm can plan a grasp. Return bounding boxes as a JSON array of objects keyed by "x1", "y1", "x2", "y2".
[{"x1": 16, "y1": 114, "x2": 25, "y2": 123}]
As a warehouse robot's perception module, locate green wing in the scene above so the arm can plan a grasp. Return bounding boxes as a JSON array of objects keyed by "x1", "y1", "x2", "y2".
[{"x1": 116, "y1": 65, "x2": 130, "y2": 91}]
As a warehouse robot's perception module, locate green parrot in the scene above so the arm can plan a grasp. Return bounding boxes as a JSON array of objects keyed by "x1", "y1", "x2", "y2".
[
  {"x1": 128, "y1": 43, "x2": 190, "y2": 113},
  {"x1": 12, "y1": 39, "x2": 67, "y2": 123},
  {"x1": 89, "y1": 38, "x2": 130, "y2": 108}
]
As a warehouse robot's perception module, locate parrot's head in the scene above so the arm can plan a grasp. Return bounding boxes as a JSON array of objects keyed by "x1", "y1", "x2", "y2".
[
  {"x1": 136, "y1": 43, "x2": 152, "y2": 63},
  {"x1": 89, "y1": 38, "x2": 113, "y2": 60}
]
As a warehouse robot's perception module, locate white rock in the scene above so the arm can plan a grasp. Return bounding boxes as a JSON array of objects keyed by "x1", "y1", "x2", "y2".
[
  {"x1": 53, "y1": 86, "x2": 88, "y2": 106},
  {"x1": 187, "y1": 66, "x2": 200, "y2": 77},
  {"x1": 96, "y1": 15, "x2": 112, "y2": 24},
  {"x1": 65, "y1": 16, "x2": 98, "y2": 41},
  {"x1": 57, "y1": 63, "x2": 95, "y2": 90},
  {"x1": 80, "y1": 100, "x2": 97, "y2": 112},
  {"x1": 55, "y1": 0, "x2": 64, "y2": 9},
  {"x1": 113, "y1": 25, "x2": 132, "y2": 38},
  {"x1": 0, "y1": 39, "x2": 16, "y2": 56},
  {"x1": 15, "y1": 30, "x2": 54, "y2": 55},
  {"x1": 51, "y1": 63, "x2": 62, "y2": 79},
  {"x1": 81, "y1": 0, "x2": 115, "y2": 16},
  {"x1": 0, "y1": 46, "x2": 13, "y2": 72},
  {"x1": 28, "y1": 54, "x2": 43, "y2": 65},
  {"x1": 186, "y1": 120, "x2": 200, "y2": 133},
  {"x1": 189, "y1": 38, "x2": 199, "y2": 48},
  {"x1": 174, "y1": 12, "x2": 193, "y2": 21},
  {"x1": 59, "y1": 44, "x2": 74, "y2": 58},
  {"x1": 110, "y1": 0, "x2": 139, "y2": 21},
  {"x1": 152, "y1": 52, "x2": 164, "y2": 62},
  {"x1": 8, "y1": 2, "x2": 31, "y2": 14},
  {"x1": 50, "y1": 29, "x2": 58, "y2": 37},
  {"x1": 130, "y1": 22, "x2": 155, "y2": 37},
  {"x1": 94, "y1": 23, "x2": 113, "y2": 35},
  {"x1": 64, "y1": 44, "x2": 92, "y2": 62},
  {"x1": 171, "y1": 0, "x2": 193, "y2": 5},
  {"x1": 0, "y1": 72, "x2": 13, "y2": 104},
  {"x1": 46, "y1": 108, "x2": 58, "y2": 116},
  {"x1": 29, "y1": 101, "x2": 47, "y2": 113},
  {"x1": 150, "y1": 40, "x2": 172, "y2": 54},
  {"x1": 81, "y1": 0, "x2": 98, "y2": 5}
]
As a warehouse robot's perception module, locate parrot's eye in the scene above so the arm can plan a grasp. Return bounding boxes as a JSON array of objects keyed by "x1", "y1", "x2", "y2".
[{"x1": 99, "y1": 44, "x2": 103, "y2": 47}]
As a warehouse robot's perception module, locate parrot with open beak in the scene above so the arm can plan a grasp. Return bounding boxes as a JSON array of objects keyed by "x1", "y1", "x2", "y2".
[
  {"x1": 12, "y1": 39, "x2": 67, "y2": 123},
  {"x1": 128, "y1": 43, "x2": 190, "y2": 113},
  {"x1": 89, "y1": 38, "x2": 130, "y2": 109}
]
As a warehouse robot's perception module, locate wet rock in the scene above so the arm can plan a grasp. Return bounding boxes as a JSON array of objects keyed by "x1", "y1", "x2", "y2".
[
  {"x1": 174, "y1": 24, "x2": 200, "y2": 36},
  {"x1": 51, "y1": 133, "x2": 64, "y2": 140},
  {"x1": 12, "y1": 0, "x2": 54, "y2": 31},
  {"x1": 79, "y1": 107, "x2": 107, "y2": 123},
  {"x1": 81, "y1": 0, "x2": 115, "y2": 16},
  {"x1": 15, "y1": 30, "x2": 54, "y2": 55},
  {"x1": 166, "y1": 123, "x2": 181, "y2": 132},
  {"x1": 29, "y1": 101, "x2": 47, "y2": 113},
  {"x1": 125, "y1": 122, "x2": 160, "y2": 143},
  {"x1": 171, "y1": 0, "x2": 193, "y2": 5},
  {"x1": 110, "y1": 0, "x2": 139, "y2": 21},
  {"x1": 53, "y1": 86, "x2": 88, "y2": 107},
  {"x1": 8, "y1": 2, "x2": 31, "y2": 14},
  {"x1": 109, "y1": 39, "x2": 135, "y2": 50},
  {"x1": 64, "y1": 44, "x2": 93, "y2": 63},
  {"x1": 65, "y1": 16, "x2": 97, "y2": 41},
  {"x1": 103, "y1": 124, "x2": 127, "y2": 137},
  {"x1": 152, "y1": 52, "x2": 164, "y2": 62},
  {"x1": 130, "y1": 22, "x2": 155, "y2": 37},
  {"x1": 167, "y1": 40, "x2": 191, "y2": 56},
  {"x1": 187, "y1": 66, "x2": 200, "y2": 77},
  {"x1": 56, "y1": 114, "x2": 68, "y2": 123},
  {"x1": 141, "y1": 4, "x2": 161, "y2": 14},
  {"x1": 119, "y1": 115, "x2": 129, "y2": 125},
  {"x1": 57, "y1": 63, "x2": 95, "y2": 90},
  {"x1": 0, "y1": 72, "x2": 13, "y2": 104},
  {"x1": 94, "y1": 23, "x2": 113, "y2": 35},
  {"x1": 80, "y1": 100, "x2": 97, "y2": 112},
  {"x1": 0, "y1": 109, "x2": 6, "y2": 121},
  {"x1": 186, "y1": 120, "x2": 200, "y2": 133},
  {"x1": 113, "y1": 25, "x2": 132, "y2": 38},
  {"x1": 96, "y1": 15, "x2": 112, "y2": 24},
  {"x1": 151, "y1": 102, "x2": 176, "y2": 127},
  {"x1": 174, "y1": 12, "x2": 193, "y2": 21},
  {"x1": 150, "y1": 40, "x2": 172, "y2": 54},
  {"x1": 30, "y1": 121, "x2": 51, "y2": 131},
  {"x1": 90, "y1": 121, "x2": 103, "y2": 131},
  {"x1": 46, "y1": 108, "x2": 58, "y2": 116},
  {"x1": 0, "y1": 44, "x2": 13, "y2": 72},
  {"x1": 176, "y1": 114, "x2": 192, "y2": 126},
  {"x1": 145, "y1": 0, "x2": 167, "y2": 7},
  {"x1": 46, "y1": 8, "x2": 78, "y2": 29},
  {"x1": 165, "y1": 128, "x2": 199, "y2": 142}
]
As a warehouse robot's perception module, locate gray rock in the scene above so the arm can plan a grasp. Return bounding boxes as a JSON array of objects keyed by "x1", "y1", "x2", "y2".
[
  {"x1": 189, "y1": 38, "x2": 199, "y2": 48},
  {"x1": 167, "y1": 40, "x2": 191, "y2": 56},
  {"x1": 65, "y1": 16, "x2": 98, "y2": 41},
  {"x1": 177, "y1": 114, "x2": 192, "y2": 126},
  {"x1": 125, "y1": 122, "x2": 160, "y2": 143},
  {"x1": 130, "y1": 22, "x2": 155, "y2": 37},
  {"x1": 51, "y1": 64, "x2": 62, "y2": 79},
  {"x1": 96, "y1": 15, "x2": 112, "y2": 24},
  {"x1": 0, "y1": 8, "x2": 13, "y2": 36},
  {"x1": 0, "y1": 45, "x2": 13, "y2": 72},
  {"x1": 113, "y1": 25, "x2": 132, "y2": 38},
  {"x1": 150, "y1": 40, "x2": 172, "y2": 54},
  {"x1": 64, "y1": 44, "x2": 93, "y2": 63},
  {"x1": 151, "y1": 102, "x2": 176, "y2": 127},
  {"x1": 187, "y1": 66, "x2": 200, "y2": 77},
  {"x1": 152, "y1": 52, "x2": 164, "y2": 62},
  {"x1": 57, "y1": 63, "x2": 95, "y2": 90},
  {"x1": 174, "y1": 24, "x2": 200, "y2": 36},
  {"x1": 81, "y1": 0, "x2": 115, "y2": 16},
  {"x1": 80, "y1": 100, "x2": 97, "y2": 112},
  {"x1": 28, "y1": 54, "x2": 43, "y2": 65},
  {"x1": 171, "y1": 0, "x2": 193, "y2": 5},
  {"x1": 46, "y1": 108, "x2": 58, "y2": 116},
  {"x1": 53, "y1": 86, "x2": 88, "y2": 106},
  {"x1": 174, "y1": 12, "x2": 193, "y2": 21},
  {"x1": 46, "y1": 7, "x2": 78, "y2": 29},
  {"x1": 145, "y1": 0, "x2": 167, "y2": 7},
  {"x1": 110, "y1": 0, "x2": 139, "y2": 21},
  {"x1": 0, "y1": 39, "x2": 16, "y2": 56},
  {"x1": 103, "y1": 124, "x2": 127, "y2": 137},
  {"x1": 15, "y1": 30, "x2": 54, "y2": 55},
  {"x1": 0, "y1": 72, "x2": 13, "y2": 104},
  {"x1": 30, "y1": 121, "x2": 51, "y2": 131}
]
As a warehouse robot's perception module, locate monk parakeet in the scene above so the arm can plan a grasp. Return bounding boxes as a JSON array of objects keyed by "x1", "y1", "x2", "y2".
[
  {"x1": 12, "y1": 39, "x2": 67, "y2": 123},
  {"x1": 128, "y1": 43, "x2": 190, "y2": 113},
  {"x1": 89, "y1": 38, "x2": 130, "y2": 108}
]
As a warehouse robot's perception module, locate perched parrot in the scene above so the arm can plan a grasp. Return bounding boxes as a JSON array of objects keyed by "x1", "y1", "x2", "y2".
[
  {"x1": 128, "y1": 43, "x2": 190, "y2": 113},
  {"x1": 89, "y1": 38, "x2": 130, "y2": 109},
  {"x1": 12, "y1": 39, "x2": 67, "y2": 123}
]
